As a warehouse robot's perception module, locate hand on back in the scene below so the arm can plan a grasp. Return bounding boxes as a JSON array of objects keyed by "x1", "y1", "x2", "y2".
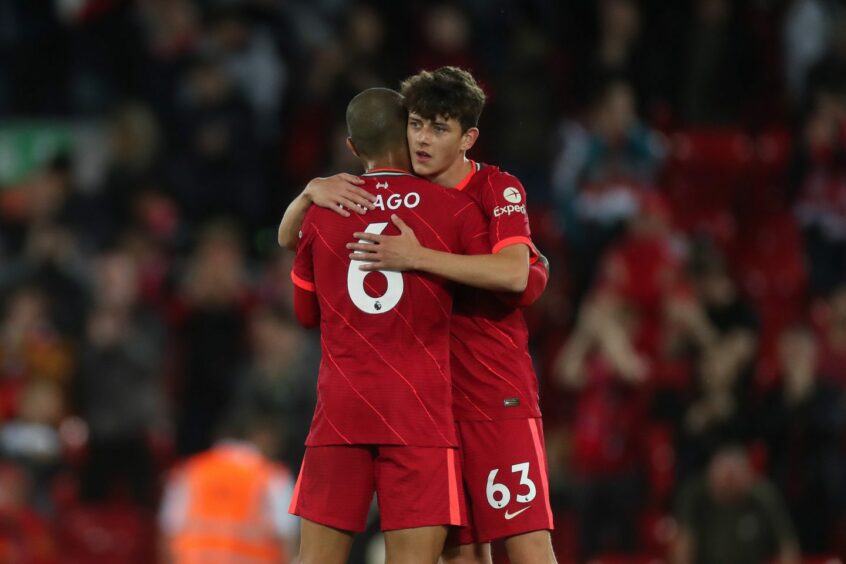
[{"x1": 306, "y1": 174, "x2": 375, "y2": 217}]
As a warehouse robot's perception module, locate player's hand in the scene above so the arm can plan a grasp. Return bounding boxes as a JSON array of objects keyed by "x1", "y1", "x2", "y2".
[
  {"x1": 304, "y1": 174, "x2": 375, "y2": 218},
  {"x1": 347, "y1": 214, "x2": 422, "y2": 271}
]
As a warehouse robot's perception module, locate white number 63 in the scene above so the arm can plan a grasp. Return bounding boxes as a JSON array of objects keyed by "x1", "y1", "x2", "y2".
[{"x1": 486, "y1": 462, "x2": 536, "y2": 509}]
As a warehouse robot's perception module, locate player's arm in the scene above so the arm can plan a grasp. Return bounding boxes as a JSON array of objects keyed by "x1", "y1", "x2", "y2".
[
  {"x1": 290, "y1": 212, "x2": 319, "y2": 328},
  {"x1": 292, "y1": 278, "x2": 319, "y2": 328},
  {"x1": 497, "y1": 253, "x2": 549, "y2": 308},
  {"x1": 277, "y1": 174, "x2": 375, "y2": 250},
  {"x1": 347, "y1": 214, "x2": 530, "y2": 293}
]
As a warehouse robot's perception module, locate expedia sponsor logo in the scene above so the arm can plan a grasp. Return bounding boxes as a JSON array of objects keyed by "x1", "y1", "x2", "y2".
[
  {"x1": 493, "y1": 204, "x2": 527, "y2": 217},
  {"x1": 503, "y1": 187, "x2": 522, "y2": 203}
]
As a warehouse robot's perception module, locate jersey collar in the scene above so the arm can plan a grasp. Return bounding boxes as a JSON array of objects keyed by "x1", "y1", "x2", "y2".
[
  {"x1": 362, "y1": 168, "x2": 416, "y2": 177},
  {"x1": 454, "y1": 160, "x2": 479, "y2": 191}
]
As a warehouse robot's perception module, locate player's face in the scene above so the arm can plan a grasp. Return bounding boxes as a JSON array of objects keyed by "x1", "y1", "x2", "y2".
[{"x1": 407, "y1": 112, "x2": 468, "y2": 179}]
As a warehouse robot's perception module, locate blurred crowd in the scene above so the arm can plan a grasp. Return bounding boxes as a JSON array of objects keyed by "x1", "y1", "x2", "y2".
[{"x1": 1, "y1": 0, "x2": 846, "y2": 562}]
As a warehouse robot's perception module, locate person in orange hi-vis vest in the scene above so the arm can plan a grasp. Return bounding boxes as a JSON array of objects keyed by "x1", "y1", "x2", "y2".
[{"x1": 158, "y1": 414, "x2": 298, "y2": 564}]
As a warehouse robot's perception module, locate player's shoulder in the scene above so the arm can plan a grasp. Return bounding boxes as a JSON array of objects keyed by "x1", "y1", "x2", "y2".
[
  {"x1": 477, "y1": 162, "x2": 524, "y2": 189},
  {"x1": 470, "y1": 162, "x2": 528, "y2": 209}
]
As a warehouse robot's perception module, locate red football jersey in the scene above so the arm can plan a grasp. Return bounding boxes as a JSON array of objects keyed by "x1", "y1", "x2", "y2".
[
  {"x1": 449, "y1": 161, "x2": 543, "y2": 421},
  {"x1": 292, "y1": 169, "x2": 490, "y2": 447}
]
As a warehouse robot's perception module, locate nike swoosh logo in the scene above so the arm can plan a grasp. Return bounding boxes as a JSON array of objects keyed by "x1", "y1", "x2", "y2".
[{"x1": 504, "y1": 506, "x2": 531, "y2": 520}]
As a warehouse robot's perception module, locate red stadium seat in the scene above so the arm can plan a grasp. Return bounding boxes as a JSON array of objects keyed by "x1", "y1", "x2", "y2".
[
  {"x1": 661, "y1": 129, "x2": 753, "y2": 241},
  {"x1": 733, "y1": 211, "x2": 807, "y2": 388},
  {"x1": 56, "y1": 503, "x2": 154, "y2": 564}
]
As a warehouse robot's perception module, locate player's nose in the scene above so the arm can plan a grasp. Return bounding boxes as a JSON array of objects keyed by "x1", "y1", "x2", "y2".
[{"x1": 414, "y1": 126, "x2": 432, "y2": 145}]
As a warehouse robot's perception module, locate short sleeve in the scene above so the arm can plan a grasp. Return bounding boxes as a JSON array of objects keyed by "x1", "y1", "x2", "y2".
[
  {"x1": 455, "y1": 198, "x2": 491, "y2": 256},
  {"x1": 480, "y1": 172, "x2": 539, "y2": 260},
  {"x1": 291, "y1": 209, "x2": 316, "y2": 292}
]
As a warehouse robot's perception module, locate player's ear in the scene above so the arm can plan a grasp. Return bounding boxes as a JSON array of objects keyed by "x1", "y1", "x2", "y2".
[
  {"x1": 346, "y1": 137, "x2": 360, "y2": 158},
  {"x1": 460, "y1": 127, "x2": 479, "y2": 152}
]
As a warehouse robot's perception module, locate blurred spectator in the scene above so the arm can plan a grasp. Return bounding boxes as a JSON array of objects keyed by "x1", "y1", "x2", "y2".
[
  {"x1": 135, "y1": 0, "x2": 201, "y2": 115},
  {"x1": 791, "y1": 89, "x2": 846, "y2": 296},
  {"x1": 783, "y1": 0, "x2": 830, "y2": 104},
  {"x1": 0, "y1": 380, "x2": 63, "y2": 515},
  {"x1": 0, "y1": 156, "x2": 107, "y2": 254},
  {"x1": 0, "y1": 1, "x2": 68, "y2": 116},
  {"x1": 412, "y1": 3, "x2": 480, "y2": 77},
  {"x1": 98, "y1": 102, "x2": 163, "y2": 233},
  {"x1": 815, "y1": 284, "x2": 846, "y2": 386},
  {"x1": 758, "y1": 325, "x2": 846, "y2": 553},
  {"x1": 552, "y1": 194, "x2": 709, "y2": 557},
  {"x1": 300, "y1": 3, "x2": 393, "y2": 109},
  {"x1": 232, "y1": 306, "x2": 318, "y2": 468},
  {"x1": 167, "y1": 58, "x2": 265, "y2": 226},
  {"x1": 174, "y1": 222, "x2": 253, "y2": 456},
  {"x1": 159, "y1": 413, "x2": 297, "y2": 563},
  {"x1": 574, "y1": 0, "x2": 664, "y2": 115},
  {"x1": 0, "y1": 288, "x2": 73, "y2": 418},
  {"x1": 805, "y1": 12, "x2": 846, "y2": 104},
  {"x1": 670, "y1": 0, "x2": 765, "y2": 125},
  {"x1": 672, "y1": 246, "x2": 758, "y2": 476},
  {"x1": 62, "y1": 1, "x2": 146, "y2": 115},
  {"x1": 551, "y1": 78, "x2": 665, "y2": 294},
  {"x1": 677, "y1": 339, "x2": 754, "y2": 479},
  {"x1": 77, "y1": 248, "x2": 165, "y2": 506},
  {"x1": 491, "y1": 22, "x2": 555, "y2": 195},
  {"x1": 555, "y1": 348, "x2": 649, "y2": 558},
  {"x1": 290, "y1": 4, "x2": 394, "y2": 183},
  {"x1": 204, "y1": 5, "x2": 287, "y2": 142},
  {"x1": 557, "y1": 193, "x2": 712, "y2": 385},
  {"x1": 0, "y1": 462, "x2": 56, "y2": 564},
  {"x1": 672, "y1": 445, "x2": 800, "y2": 564},
  {"x1": 689, "y1": 247, "x2": 758, "y2": 347}
]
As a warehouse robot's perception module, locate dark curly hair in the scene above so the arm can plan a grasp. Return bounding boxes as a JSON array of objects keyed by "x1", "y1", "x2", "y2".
[{"x1": 399, "y1": 66, "x2": 486, "y2": 132}]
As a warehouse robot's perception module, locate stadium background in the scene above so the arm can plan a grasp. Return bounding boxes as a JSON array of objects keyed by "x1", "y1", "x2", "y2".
[{"x1": 0, "y1": 0, "x2": 845, "y2": 562}]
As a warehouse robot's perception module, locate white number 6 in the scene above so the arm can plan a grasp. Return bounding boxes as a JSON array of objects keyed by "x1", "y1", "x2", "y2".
[
  {"x1": 347, "y1": 222, "x2": 404, "y2": 315},
  {"x1": 486, "y1": 469, "x2": 510, "y2": 509}
]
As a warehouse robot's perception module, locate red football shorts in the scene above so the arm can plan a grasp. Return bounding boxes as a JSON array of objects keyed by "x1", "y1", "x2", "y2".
[
  {"x1": 289, "y1": 445, "x2": 466, "y2": 532},
  {"x1": 447, "y1": 418, "x2": 554, "y2": 545}
]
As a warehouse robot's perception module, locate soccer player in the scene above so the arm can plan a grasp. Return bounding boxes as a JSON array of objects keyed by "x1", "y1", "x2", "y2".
[
  {"x1": 279, "y1": 68, "x2": 556, "y2": 564},
  {"x1": 287, "y1": 87, "x2": 492, "y2": 564},
  {"x1": 351, "y1": 67, "x2": 557, "y2": 564}
]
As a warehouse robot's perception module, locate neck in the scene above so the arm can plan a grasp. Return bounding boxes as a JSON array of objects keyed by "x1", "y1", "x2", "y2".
[
  {"x1": 363, "y1": 150, "x2": 411, "y2": 173},
  {"x1": 428, "y1": 155, "x2": 473, "y2": 188}
]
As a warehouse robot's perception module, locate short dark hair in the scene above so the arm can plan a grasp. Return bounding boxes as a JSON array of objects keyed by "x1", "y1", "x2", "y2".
[
  {"x1": 346, "y1": 88, "x2": 408, "y2": 158},
  {"x1": 400, "y1": 66, "x2": 486, "y2": 132}
]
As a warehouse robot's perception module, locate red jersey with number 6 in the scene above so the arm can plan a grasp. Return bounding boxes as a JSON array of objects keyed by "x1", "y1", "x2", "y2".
[
  {"x1": 449, "y1": 161, "x2": 543, "y2": 421},
  {"x1": 292, "y1": 170, "x2": 490, "y2": 447}
]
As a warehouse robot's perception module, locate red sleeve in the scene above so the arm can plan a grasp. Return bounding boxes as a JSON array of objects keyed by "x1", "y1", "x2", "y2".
[
  {"x1": 480, "y1": 172, "x2": 539, "y2": 261},
  {"x1": 293, "y1": 285, "x2": 320, "y2": 328},
  {"x1": 496, "y1": 254, "x2": 549, "y2": 308}
]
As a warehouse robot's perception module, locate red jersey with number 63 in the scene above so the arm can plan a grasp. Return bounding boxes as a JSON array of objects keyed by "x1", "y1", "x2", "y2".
[
  {"x1": 292, "y1": 170, "x2": 490, "y2": 447},
  {"x1": 449, "y1": 161, "x2": 543, "y2": 421}
]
